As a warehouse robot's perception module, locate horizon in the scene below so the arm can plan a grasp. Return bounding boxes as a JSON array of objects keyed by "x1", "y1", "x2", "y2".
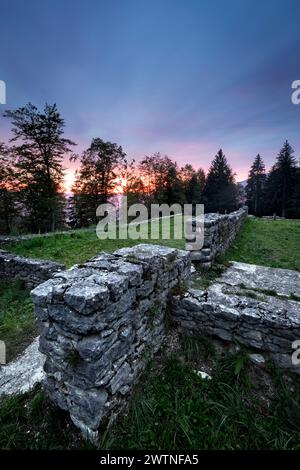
[{"x1": 1, "y1": 0, "x2": 300, "y2": 190}]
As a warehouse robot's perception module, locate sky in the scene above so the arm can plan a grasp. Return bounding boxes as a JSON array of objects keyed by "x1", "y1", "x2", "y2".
[{"x1": 1, "y1": 0, "x2": 300, "y2": 189}]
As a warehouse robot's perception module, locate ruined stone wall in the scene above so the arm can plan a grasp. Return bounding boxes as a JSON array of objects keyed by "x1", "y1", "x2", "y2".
[
  {"x1": 0, "y1": 250, "x2": 65, "y2": 289},
  {"x1": 186, "y1": 206, "x2": 248, "y2": 267},
  {"x1": 31, "y1": 244, "x2": 191, "y2": 440},
  {"x1": 172, "y1": 262, "x2": 300, "y2": 373}
]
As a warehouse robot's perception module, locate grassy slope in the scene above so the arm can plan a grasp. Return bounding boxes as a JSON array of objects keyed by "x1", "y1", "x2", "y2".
[
  {"x1": 8, "y1": 218, "x2": 185, "y2": 268},
  {"x1": 8, "y1": 217, "x2": 300, "y2": 270},
  {"x1": 224, "y1": 218, "x2": 300, "y2": 271},
  {"x1": 0, "y1": 281, "x2": 36, "y2": 362}
]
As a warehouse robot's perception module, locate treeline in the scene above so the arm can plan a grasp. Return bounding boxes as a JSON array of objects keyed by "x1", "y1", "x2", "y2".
[
  {"x1": 246, "y1": 142, "x2": 300, "y2": 218},
  {"x1": 0, "y1": 102, "x2": 299, "y2": 235}
]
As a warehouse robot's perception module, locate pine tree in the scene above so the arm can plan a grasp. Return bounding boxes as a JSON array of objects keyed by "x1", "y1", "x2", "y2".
[
  {"x1": 246, "y1": 154, "x2": 266, "y2": 216},
  {"x1": 203, "y1": 149, "x2": 237, "y2": 213},
  {"x1": 265, "y1": 140, "x2": 298, "y2": 218},
  {"x1": 288, "y1": 167, "x2": 300, "y2": 219}
]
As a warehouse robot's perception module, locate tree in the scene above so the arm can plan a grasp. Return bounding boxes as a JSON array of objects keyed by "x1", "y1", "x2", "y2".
[
  {"x1": 246, "y1": 154, "x2": 266, "y2": 216},
  {"x1": 3, "y1": 103, "x2": 75, "y2": 232},
  {"x1": 120, "y1": 160, "x2": 145, "y2": 206},
  {"x1": 265, "y1": 140, "x2": 298, "y2": 218},
  {"x1": 180, "y1": 164, "x2": 205, "y2": 204},
  {"x1": 289, "y1": 167, "x2": 300, "y2": 218},
  {"x1": 0, "y1": 143, "x2": 19, "y2": 234},
  {"x1": 203, "y1": 149, "x2": 237, "y2": 213},
  {"x1": 139, "y1": 153, "x2": 185, "y2": 208},
  {"x1": 70, "y1": 138, "x2": 127, "y2": 227}
]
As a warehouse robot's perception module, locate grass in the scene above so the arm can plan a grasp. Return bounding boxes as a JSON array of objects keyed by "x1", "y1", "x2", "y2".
[
  {"x1": 0, "y1": 280, "x2": 37, "y2": 362},
  {"x1": 0, "y1": 389, "x2": 88, "y2": 450},
  {"x1": 7, "y1": 217, "x2": 185, "y2": 268},
  {"x1": 1, "y1": 217, "x2": 300, "y2": 449},
  {"x1": 191, "y1": 262, "x2": 228, "y2": 290},
  {"x1": 7, "y1": 217, "x2": 300, "y2": 272},
  {"x1": 224, "y1": 218, "x2": 300, "y2": 271},
  {"x1": 101, "y1": 339, "x2": 300, "y2": 450},
  {"x1": 1, "y1": 335, "x2": 300, "y2": 450}
]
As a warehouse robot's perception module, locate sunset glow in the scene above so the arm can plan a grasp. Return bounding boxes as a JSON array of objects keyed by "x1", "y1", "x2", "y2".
[{"x1": 64, "y1": 169, "x2": 76, "y2": 193}]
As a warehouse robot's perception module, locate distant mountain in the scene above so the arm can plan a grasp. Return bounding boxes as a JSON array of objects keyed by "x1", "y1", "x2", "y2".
[{"x1": 237, "y1": 179, "x2": 247, "y2": 188}]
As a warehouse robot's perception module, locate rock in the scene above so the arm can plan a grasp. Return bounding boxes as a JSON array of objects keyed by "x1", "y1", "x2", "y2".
[
  {"x1": 64, "y1": 283, "x2": 109, "y2": 314},
  {"x1": 185, "y1": 207, "x2": 248, "y2": 268},
  {"x1": 248, "y1": 353, "x2": 265, "y2": 366},
  {"x1": 31, "y1": 244, "x2": 191, "y2": 439},
  {"x1": 194, "y1": 370, "x2": 212, "y2": 380},
  {"x1": 0, "y1": 251, "x2": 64, "y2": 290},
  {"x1": 171, "y1": 261, "x2": 300, "y2": 374},
  {"x1": 0, "y1": 337, "x2": 45, "y2": 396}
]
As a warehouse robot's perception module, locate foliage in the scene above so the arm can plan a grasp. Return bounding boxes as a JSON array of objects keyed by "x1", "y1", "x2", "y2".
[
  {"x1": 265, "y1": 140, "x2": 299, "y2": 218},
  {"x1": 246, "y1": 154, "x2": 266, "y2": 216},
  {"x1": 3, "y1": 103, "x2": 75, "y2": 233},
  {"x1": 0, "y1": 143, "x2": 20, "y2": 234},
  {"x1": 203, "y1": 149, "x2": 238, "y2": 213},
  {"x1": 70, "y1": 138, "x2": 127, "y2": 227}
]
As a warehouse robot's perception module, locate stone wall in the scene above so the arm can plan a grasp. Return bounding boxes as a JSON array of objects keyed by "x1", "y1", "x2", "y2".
[
  {"x1": 31, "y1": 244, "x2": 191, "y2": 440},
  {"x1": 186, "y1": 206, "x2": 248, "y2": 267},
  {"x1": 0, "y1": 250, "x2": 65, "y2": 289},
  {"x1": 172, "y1": 262, "x2": 300, "y2": 373}
]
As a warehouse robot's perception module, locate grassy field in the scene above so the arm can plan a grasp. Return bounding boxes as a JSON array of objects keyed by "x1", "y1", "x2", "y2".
[
  {"x1": 0, "y1": 281, "x2": 36, "y2": 362},
  {"x1": 7, "y1": 218, "x2": 185, "y2": 268},
  {"x1": 224, "y1": 218, "x2": 300, "y2": 271},
  {"x1": 1, "y1": 335, "x2": 300, "y2": 450},
  {"x1": 1, "y1": 217, "x2": 300, "y2": 449},
  {"x1": 7, "y1": 217, "x2": 300, "y2": 270}
]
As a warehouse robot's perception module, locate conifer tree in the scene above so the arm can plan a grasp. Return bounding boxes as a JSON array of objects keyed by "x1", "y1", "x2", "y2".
[
  {"x1": 203, "y1": 149, "x2": 237, "y2": 213},
  {"x1": 265, "y1": 140, "x2": 298, "y2": 218},
  {"x1": 246, "y1": 154, "x2": 266, "y2": 216}
]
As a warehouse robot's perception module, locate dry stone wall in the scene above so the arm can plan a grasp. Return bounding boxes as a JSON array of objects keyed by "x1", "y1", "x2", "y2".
[
  {"x1": 172, "y1": 262, "x2": 300, "y2": 373},
  {"x1": 0, "y1": 250, "x2": 65, "y2": 289},
  {"x1": 186, "y1": 206, "x2": 248, "y2": 267},
  {"x1": 31, "y1": 244, "x2": 191, "y2": 440}
]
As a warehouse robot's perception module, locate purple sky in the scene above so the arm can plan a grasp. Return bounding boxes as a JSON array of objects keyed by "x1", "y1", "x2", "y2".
[{"x1": 1, "y1": 0, "x2": 300, "y2": 188}]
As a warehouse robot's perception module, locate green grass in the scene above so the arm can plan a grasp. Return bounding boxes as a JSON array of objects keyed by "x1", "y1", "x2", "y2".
[
  {"x1": 0, "y1": 389, "x2": 87, "y2": 450},
  {"x1": 224, "y1": 218, "x2": 300, "y2": 271},
  {"x1": 8, "y1": 217, "x2": 300, "y2": 271},
  {"x1": 0, "y1": 281, "x2": 37, "y2": 362},
  {"x1": 8, "y1": 217, "x2": 185, "y2": 268},
  {"x1": 105, "y1": 360, "x2": 300, "y2": 450},
  {"x1": 1, "y1": 336, "x2": 300, "y2": 450}
]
